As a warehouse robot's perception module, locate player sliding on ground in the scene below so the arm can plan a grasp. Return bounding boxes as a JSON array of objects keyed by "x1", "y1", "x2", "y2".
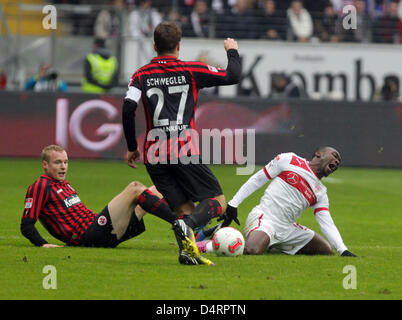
[
  {"x1": 197, "y1": 147, "x2": 357, "y2": 257},
  {"x1": 122, "y1": 22, "x2": 241, "y2": 265},
  {"x1": 20, "y1": 145, "x2": 209, "y2": 265}
]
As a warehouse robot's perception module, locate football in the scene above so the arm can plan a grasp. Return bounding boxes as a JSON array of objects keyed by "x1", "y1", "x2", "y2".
[{"x1": 212, "y1": 227, "x2": 245, "y2": 257}]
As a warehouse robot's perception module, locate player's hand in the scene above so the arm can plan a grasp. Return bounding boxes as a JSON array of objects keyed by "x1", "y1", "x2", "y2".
[
  {"x1": 126, "y1": 150, "x2": 141, "y2": 168},
  {"x1": 218, "y1": 204, "x2": 240, "y2": 227},
  {"x1": 224, "y1": 38, "x2": 238, "y2": 51},
  {"x1": 42, "y1": 244, "x2": 64, "y2": 248},
  {"x1": 341, "y1": 250, "x2": 357, "y2": 257}
]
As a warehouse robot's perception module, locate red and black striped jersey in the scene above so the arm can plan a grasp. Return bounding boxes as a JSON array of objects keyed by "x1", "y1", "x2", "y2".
[
  {"x1": 123, "y1": 49, "x2": 241, "y2": 163},
  {"x1": 21, "y1": 174, "x2": 96, "y2": 245}
]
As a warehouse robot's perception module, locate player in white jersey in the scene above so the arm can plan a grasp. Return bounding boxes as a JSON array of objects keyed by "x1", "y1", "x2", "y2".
[{"x1": 212, "y1": 146, "x2": 356, "y2": 257}]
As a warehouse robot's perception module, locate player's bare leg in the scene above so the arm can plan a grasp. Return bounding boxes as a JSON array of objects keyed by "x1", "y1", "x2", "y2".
[
  {"x1": 296, "y1": 233, "x2": 334, "y2": 255},
  {"x1": 175, "y1": 194, "x2": 226, "y2": 232},
  {"x1": 174, "y1": 200, "x2": 195, "y2": 217},
  {"x1": 244, "y1": 230, "x2": 271, "y2": 255},
  {"x1": 107, "y1": 181, "x2": 147, "y2": 239},
  {"x1": 214, "y1": 194, "x2": 227, "y2": 213}
]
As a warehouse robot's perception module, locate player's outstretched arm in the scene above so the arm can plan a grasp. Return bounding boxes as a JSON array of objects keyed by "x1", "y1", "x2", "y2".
[
  {"x1": 20, "y1": 219, "x2": 49, "y2": 247},
  {"x1": 315, "y1": 210, "x2": 356, "y2": 256},
  {"x1": 220, "y1": 169, "x2": 270, "y2": 226}
]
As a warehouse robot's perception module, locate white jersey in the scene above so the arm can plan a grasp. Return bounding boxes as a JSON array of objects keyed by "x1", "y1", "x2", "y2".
[
  {"x1": 229, "y1": 152, "x2": 348, "y2": 254},
  {"x1": 257, "y1": 152, "x2": 327, "y2": 226}
]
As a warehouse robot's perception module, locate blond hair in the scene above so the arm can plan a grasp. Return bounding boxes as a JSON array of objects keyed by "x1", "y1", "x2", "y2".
[{"x1": 41, "y1": 145, "x2": 65, "y2": 162}]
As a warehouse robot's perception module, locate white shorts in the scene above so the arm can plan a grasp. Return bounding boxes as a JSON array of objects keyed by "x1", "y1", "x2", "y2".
[{"x1": 243, "y1": 208, "x2": 315, "y2": 255}]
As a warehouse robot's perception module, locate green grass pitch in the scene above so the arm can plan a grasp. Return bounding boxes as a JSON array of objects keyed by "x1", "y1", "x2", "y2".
[{"x1": 0, "y1": 158, "x2": 401, "y2": 300}]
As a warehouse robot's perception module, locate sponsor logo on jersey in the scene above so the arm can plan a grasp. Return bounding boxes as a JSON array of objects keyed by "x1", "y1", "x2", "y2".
[
  {"x1": 286, "y1": 172, "x2": 300, "y2": 185},
  {"x1": 63, "y1": 194, "x2": 81, "y2": 208},
  {"x1": 25, "y1": 198, "x2": 33, "y2": 209},
  {"x1": 279, "y1": 171, "x2": 317, "y2": 206},
  {"x1": 208, "y1": 65, "x2": 218, "y2": 73}
]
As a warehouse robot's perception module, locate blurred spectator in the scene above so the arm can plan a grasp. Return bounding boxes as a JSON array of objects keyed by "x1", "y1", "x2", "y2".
[
  {"x1": 128, "y1": 0, "x2": 162, "y2": 38},
  {"x1": 314, "y1": 2, "x2": 341, "y2": 42},
  {"x1": 216, "y1": 0, "x2": 256, "y2": 39},
  {"x1": 378, "y1": 75, "x2": 400, "y2": 101},
  {"x1": 372, "y1": 0, "x2": 401, "y2": 43},
  {"x1": 164, "y1": 8, "x2": 193, "y2": 36},
  {"x1": 94, "y1": 0, "x2": 125, "y2": 39},
  {"x1": 272, "y1": 0, "x2": 293, "y2": 11},
  {"x1": 341, "y1": 0, "x2": 372, "y2": 42},
  {"x1": 268, "y1": 73, "x2": 307, "y2": 99},
  {"x1": 81, "y1": 38, "x2": 118, "y2": 94},
  {"x1": 287, "y1": 0, "x2": 314, "y2": 42},
  {"x1": 0, "y1": 72, "x2": 6, "y2": 90},
  {"x1": 24, "y1": 64, "x2": 68, "y2": 92},
  {"x1": 399, "y1": 0, "x2": 402, "y2": 20},
  {"x1": 189, "y1": 0, "x2": 210, "y2": 37},
  {"x1": 303, "y1": 0, "x2": 329, "y2": 14},
  {"x1": 257, "y1": 0, "x2": 287, "y2": 40},
  {"x1": 330, "y1": 0, "x2": 354, "y2": 14}
]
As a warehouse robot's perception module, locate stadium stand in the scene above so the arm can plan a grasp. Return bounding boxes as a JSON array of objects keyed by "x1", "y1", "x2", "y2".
[{"x1": 1, "y1": 0, "x2": 402, "y2": 92}]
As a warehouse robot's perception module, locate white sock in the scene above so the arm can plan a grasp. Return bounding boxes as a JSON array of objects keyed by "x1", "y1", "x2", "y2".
[{"x1": 206, "y1": 240, "x2": 214, "y2": 253}]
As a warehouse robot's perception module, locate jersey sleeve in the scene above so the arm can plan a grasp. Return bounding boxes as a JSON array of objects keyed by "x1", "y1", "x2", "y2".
[
  {"x1": 20, "y1": 178, "x2": 50, "y2": 246},
  {"x1": 192, "y1": 49, "x2": 241, "y2": 89},
  {"x1": 263, "y1": 153, "x2": 292, "y2": 180},
  {"x1": 315, "y1": 209, "x2": 348, "y2": 254},
  {"x1": 22, "y1": 178, "x2": 49, "y2": 222},
  {"x1": 122, "y1": 74, "x2": 142, "y2": 151},
  {"x1": 125, "y1": 73, "x2": 142, "y2": 103},
  {"x1": 228, "y1": 169, "x2": 269, "y2": 208},
  {"x1": 312, "y1": 193, "x2": 330, "y2": 214}
]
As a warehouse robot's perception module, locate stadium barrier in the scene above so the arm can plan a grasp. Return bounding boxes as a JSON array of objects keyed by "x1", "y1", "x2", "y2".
[{"x1": 0, "y1": 91, "x2": 401, "y2": 168}]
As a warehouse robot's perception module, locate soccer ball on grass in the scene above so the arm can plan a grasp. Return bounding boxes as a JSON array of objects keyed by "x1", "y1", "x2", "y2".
[{"x1": 212, "y1": 227, "x2": 245, "y2": 257}]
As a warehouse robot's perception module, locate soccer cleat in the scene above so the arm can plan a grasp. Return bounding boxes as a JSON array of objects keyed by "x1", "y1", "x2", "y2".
[
  {"x1": 178, "y1": 250, "x2": 215, "y2": 266},
  {"x1": 195, "y1": 222, "x2": 223, "y2": 241},
  {"x1": 172, "y1": 220, "x2": 214, "y2": 266},
  {"x1": 196, "y1": 240, "x2": 211, "y2": 253},
  {"x1": 172, "y1": 219, "x2": 196, "y2": 249},
  {"x1": 195, "y1": 254, "x2": 215, "y2": 266},
  {"x1": 203, "y1": 222, "x2": 223, "y2": 237}
]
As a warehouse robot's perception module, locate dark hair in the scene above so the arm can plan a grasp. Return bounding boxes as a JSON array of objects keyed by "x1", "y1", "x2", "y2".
[
  {"x1": 94, "y1": 38, "x2": 106, "y2": 48},
  {"x1": 312, "y1": 146, "x2": 329, "y2": 158},
  {"x1": 154, "y1": 22, "x2": 182, "y2": 54}
]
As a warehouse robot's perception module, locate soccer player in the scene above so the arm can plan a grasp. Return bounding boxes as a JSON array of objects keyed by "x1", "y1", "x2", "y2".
[
  {"x1": 122, "y1": 22, "x2": 241, "y2": 263},
  {"x1": 198, "y1": 147, "x2": 357, "y2": 257},
  {"x1": 20, "y1": 145, "x2": 211, "y2": 265}
]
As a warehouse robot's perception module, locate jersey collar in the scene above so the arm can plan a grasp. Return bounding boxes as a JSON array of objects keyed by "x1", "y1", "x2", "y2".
[
  {"x1": 151, "y1": 56, "x2": 180, "y2": 63},
  {"x1": 41, "y1": 174, "x2": 66, "y2": 184}
]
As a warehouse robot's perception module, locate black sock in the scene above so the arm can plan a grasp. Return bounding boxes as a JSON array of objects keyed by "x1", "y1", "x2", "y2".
[
  {"x1": 181, "y1": 198, "x2": 222, "y2": 230},
  {"x1": 137, "y1": 189, "x2": 176, "y2": 224}
]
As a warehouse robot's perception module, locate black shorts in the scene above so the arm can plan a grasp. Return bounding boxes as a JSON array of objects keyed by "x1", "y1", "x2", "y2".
[
  {"x1": 79, "y1": 206, "x2": 146, "y2": 248},
  {"x1": 145, "y1": 161, "x2": 223, "y2": 209}
]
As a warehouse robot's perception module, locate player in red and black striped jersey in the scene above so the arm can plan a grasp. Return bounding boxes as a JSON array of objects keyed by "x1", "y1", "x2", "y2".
[
  {"x1": 20, "y1": 145, "x2": 213, "y2": 264},
  {"x1": 121, "y1": 22, "x2": 242, "y2": 261}
]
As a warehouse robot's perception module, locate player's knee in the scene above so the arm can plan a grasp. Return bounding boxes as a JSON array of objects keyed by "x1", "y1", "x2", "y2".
[
  {"x1": 319, "y1": 242, "x2": 334, "y2": 255},
  {"x1": 244, "y1": 243, "x2": 265, "y2": 255},
  {"x1": 215, "y1": 195, "x2": 226, "y2": 213},
  {"x1": 127, "y1": 181, "x2": 146, "y2": 197},
  {"x1": 148, "y1": 185, "x2": 163, "y2": 198}
]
